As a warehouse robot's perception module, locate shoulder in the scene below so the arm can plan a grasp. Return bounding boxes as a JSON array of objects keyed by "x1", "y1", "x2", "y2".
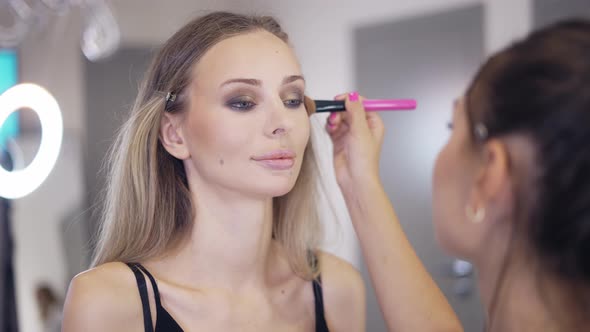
[
  {"x1": 62, "y1": 262, "x2": 144, "y2": 332},
  {"x1": 317, "y1": 251, "x2": 366, "y2": 332}
]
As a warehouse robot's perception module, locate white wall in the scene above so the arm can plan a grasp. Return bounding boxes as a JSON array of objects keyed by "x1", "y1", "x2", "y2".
[{"x1": 11, "y1": 0, "x2": 532, "y2": 331}]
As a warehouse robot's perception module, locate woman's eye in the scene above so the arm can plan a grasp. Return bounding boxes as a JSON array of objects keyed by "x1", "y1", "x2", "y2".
[
  {"x1": 284, "y1": 99, "x2": 303, "y2": 108},
  {"x1": 227, "y1": 99, "x2": 256, "y2": 111},
  {"x1": 447, "y1": 121, "x2": 454, "y2": 130}
]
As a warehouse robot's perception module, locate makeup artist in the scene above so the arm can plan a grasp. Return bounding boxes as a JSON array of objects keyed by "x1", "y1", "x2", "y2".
[{"x1": 327, "y1": 19, "x2": 590, "y2": 332}]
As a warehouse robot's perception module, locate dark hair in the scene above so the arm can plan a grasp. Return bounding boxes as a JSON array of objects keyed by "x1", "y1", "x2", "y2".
[{"x1": 466, "y1": 19, "x2": 590, "y2": 327}]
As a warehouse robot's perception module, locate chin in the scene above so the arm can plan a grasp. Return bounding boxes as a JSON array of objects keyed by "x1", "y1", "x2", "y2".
[
  {"x1": 434, "y1": 230, "x2": 457, "y2": 256},
  {"x1": 434, "y1": 219, "x2": 460, "y2": 254},
  {"x1": 241, "y1": 166, "x2": 302, "y2": 198},
  {"x1": 249, "y1": 180, "x2": 297, "y2": 198},
  {"x1": 270, "y1": 183, "x2": 297, "y2": 198},
  {"x1": 434, "y1": 227, "x2": 473, "y2": 260}
]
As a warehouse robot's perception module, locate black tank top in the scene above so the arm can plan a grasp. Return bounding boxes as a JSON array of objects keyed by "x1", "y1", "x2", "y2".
[{"x1": 127, "y1": 262, "x2": 330, "y2": 332}]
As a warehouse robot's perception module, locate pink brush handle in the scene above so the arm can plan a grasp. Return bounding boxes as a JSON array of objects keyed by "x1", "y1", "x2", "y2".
[{"x1": 363, "y1": 99, "x2": 417, "y2": 111}]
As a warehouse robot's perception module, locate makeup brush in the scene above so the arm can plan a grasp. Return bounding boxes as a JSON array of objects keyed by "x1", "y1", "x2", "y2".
[{"x1": 304, "y1": 96, "x2": 416, "y2": 114}]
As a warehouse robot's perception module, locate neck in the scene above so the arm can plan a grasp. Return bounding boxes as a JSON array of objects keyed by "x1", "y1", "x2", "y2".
[
  {"x1": 476, "y1": 245, "x2": 582, "y2": 331},
  {"x1": 154, "y1": 183, "x2": 283, "y2": 291}
]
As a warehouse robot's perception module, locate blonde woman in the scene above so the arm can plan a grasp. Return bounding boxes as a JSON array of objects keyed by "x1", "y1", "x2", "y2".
[{"x1": 62, "y1": 12, "x2": 365, "y2": 332}]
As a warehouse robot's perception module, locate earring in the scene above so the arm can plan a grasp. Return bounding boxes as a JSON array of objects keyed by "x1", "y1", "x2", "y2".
[{"x1": 466, "y1": 205, "x2": 486, "y2": 223}]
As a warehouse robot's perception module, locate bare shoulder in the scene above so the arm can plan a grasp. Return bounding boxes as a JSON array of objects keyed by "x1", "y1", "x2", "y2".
[
  {"x1": 317, "y1": 251, "x2": 366, "y2": 332},
  {"x1": 62, "y1": 262, "x2": 144, "y2": 332}
]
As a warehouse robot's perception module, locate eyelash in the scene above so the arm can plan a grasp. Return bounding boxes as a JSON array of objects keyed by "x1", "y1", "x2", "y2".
[
  {"x1": 228, "y1": 100, "x2": 256, "y2": 111},
  {"x1": 284, "y1": 98, "x2": 303, "y2": 108},
  {"x1": 447, "y1": 122, "x2": 454, "y2": 130},
  {"x1": 227, "y1": 98, "x2": 304, "y2": 111}
]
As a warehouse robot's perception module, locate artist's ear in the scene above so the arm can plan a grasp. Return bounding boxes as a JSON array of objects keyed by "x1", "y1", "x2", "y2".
[{"x1": 468, "y1": 138, "x2": 515, "y2": 223}]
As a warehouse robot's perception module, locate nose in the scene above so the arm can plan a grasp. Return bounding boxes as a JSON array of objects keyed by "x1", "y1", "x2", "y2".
[
  {"x1": 272, "y1": 127, "x2": 286, "y2": 135},
  {"x1": 265, "y1": 99, "x2": 294, "y2": 138}
]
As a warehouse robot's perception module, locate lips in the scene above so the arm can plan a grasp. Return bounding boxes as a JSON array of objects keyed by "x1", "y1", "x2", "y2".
[{"x1": 252, "y1": 150, "x2": 296, "y2": 170}]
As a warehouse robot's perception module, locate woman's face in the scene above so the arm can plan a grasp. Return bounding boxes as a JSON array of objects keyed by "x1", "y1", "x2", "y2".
[
  {"x1": 432, "y1": 98, "x2": 482, "y2": 258},
  {"x1": 174, "y1": 30, "x2": 310, "y2": 199}
]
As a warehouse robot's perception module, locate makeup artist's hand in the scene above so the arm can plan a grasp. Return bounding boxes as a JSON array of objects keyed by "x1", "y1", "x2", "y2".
[
  {"x1": 326, "y1": 93, "x2": 463, "y2": 332},
  {"x1": 325, "y1": 91, "x2": 385, "y2": 190}
]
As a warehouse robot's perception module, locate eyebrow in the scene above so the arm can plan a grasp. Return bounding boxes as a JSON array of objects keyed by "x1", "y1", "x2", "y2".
[
  {"x1": 282, "y1": 75, "x2": 305, "y2": 85},
  {"x1": 220, "y1": 75, "x2": 305, "y2": 88}
]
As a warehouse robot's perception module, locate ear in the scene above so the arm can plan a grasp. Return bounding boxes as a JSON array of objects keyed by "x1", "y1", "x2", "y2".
[
  {"x1": 469, "y1": 139, "x2": 513, "y2": 222},
  {"x1": 159, "y1": 112, "x2": 190, "y2": 160}
]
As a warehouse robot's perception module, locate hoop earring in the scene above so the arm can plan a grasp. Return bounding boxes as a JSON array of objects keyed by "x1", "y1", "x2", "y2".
[{"x1": 466, "y1": 205, "x2": 486, "y2": 223}]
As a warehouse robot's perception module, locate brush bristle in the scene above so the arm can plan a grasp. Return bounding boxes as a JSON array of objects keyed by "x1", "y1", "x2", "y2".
[{"x1": 304, "y1": 95, "x2": 316, "y2": 115}]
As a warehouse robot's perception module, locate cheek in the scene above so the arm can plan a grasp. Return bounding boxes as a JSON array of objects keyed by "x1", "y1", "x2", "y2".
[
  {"x1": 187, "y1": 112, "x2": 253, "y2": 162},
  {"x1": 294, "y1": 116, "x2": 311, "y2": 171},
  {"x1": 432, "y1": 141, "x2": 484, "y2": 258},
  {"x1": 296, "y1": 116, "x2": 311, "y2": 149},
  {"x1": 432, "y1": 145, "x2": 453, "y2": 224},
  {"x1": 282, "y1": 110, "x2": 310, "y2": 156},
  {"x1": 432, "y1": 142, "x2": 467, "y2": 253}
]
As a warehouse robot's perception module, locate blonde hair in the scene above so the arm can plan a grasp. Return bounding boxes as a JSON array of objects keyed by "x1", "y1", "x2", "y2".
[{"x1": 92, "y1": 12, "x2": 322, "y2": 279}]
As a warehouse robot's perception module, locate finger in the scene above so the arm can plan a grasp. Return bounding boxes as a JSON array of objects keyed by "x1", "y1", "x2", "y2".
[
  {"x1": 325, "y1": 112, "x2": 340, "y2": 135},
  {"x1": 326, "y1": 112, "x2": 341, "y2": 134},
  {"x1": 365, "y1": 111, "x2": 383, "y2": 131},
  {"x1": 327, "y1": 112, "x2": 342, "y2": 126},
  {"x1": 327, "y1": 120, "x2": 350, "y2": 142},
  {"x1": 332, "y1": 93, "x2": 356, "y2": 126},
  {"x1": 334, "y1": 93, "x2": 347, "y2": 101},
  {"x1": 326, "y1": 116, "x2": 349, "y2": 137},
  {"x1": 325, "y1": 120, "x2": 338, "y2": 135},
  {"x1": 341, "y1": 92, "x2": 373, "y2": 137},
  {"x1": 344, "y1": 92, "x2": 366, "y2": 121}
]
